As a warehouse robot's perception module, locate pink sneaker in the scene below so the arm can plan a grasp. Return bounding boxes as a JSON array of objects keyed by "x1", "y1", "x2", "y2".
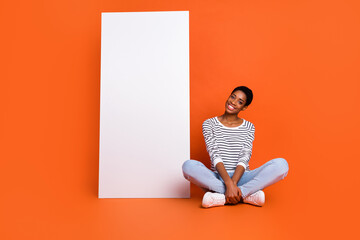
[
  {"x1": 243, "y1": 190, "x2": 265, "y2": 206},
  {"x1": 202, "y1": 192, "x2": 226, "y2": 208}
]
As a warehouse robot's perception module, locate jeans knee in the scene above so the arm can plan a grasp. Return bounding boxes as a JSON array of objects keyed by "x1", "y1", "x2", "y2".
[
  {"x1": 182, "y1": 159, "x2": 198, "y2": 176},
  {"x1": 272, "y1": 158, "x2": 289, "y2": 178}
]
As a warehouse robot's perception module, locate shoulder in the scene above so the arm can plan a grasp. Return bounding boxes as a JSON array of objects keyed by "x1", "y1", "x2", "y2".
[
  {"x1": 242, "y1": 119, "x2": 255, "y2": 131},
  {"x1": 202, "y1": 117, "x2": 218, "y2": 127}
]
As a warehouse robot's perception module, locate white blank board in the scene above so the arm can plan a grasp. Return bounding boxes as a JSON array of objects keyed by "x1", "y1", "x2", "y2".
[{"x1": 99, "y1": 11, "x2": 190, "y2": 198}]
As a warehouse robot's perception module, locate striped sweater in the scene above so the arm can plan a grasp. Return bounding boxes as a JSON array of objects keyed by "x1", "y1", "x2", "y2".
[{"x1": 202, "y1": 117, "x2": 255, "y2": 172}]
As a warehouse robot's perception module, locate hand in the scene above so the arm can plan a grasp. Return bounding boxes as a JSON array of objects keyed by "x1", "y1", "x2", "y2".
[{"x1": 224, "y1": 182, "x2": 242, "y2": 205}]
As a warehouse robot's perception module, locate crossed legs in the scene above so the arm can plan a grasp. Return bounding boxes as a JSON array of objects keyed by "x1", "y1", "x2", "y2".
[{"x1": 182, "y1": 158, "x2": 289, "y2": 199}]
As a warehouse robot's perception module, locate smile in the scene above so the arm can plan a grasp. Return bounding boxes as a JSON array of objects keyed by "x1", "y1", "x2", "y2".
[{"x1": 227, "y1": 103, "x2": 235, "y2": 110}]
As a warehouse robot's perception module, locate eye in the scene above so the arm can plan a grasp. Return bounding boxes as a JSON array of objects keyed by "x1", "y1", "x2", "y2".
[
  {"x1": 230, "y1": 95, "x2": 235, "y2": 99},
  {"x1": 239, "y1": 101, "x2": 244, "y2": 105}
]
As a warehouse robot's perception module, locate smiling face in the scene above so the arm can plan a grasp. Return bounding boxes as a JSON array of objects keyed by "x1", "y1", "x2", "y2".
[{"x1": 225, "y1": 90, "x2": 248, "y2": 115}]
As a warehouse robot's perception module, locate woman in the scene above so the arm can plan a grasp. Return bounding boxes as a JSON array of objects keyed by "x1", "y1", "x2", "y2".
[{"x1": 182, "y1": 86, "x2": 289, "y2": 208}]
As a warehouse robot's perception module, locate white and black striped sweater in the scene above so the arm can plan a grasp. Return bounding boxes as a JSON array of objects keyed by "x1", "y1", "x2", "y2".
[{"x1": 202, "y1": 117, "x2": 255, "y2": 172}]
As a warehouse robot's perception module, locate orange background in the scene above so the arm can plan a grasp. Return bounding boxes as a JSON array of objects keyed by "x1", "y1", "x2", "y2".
[{"x1": 1, "y1": 0, "x2": 360, "y2": 239}]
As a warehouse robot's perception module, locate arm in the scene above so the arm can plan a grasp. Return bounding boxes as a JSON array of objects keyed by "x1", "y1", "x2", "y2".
[
  {"x1": 202, "y1": 120, "x2": 223, "y2": 168},
  {"x1": 231, "y1": 165, "x2": 245, "y2": 186},
  {"x1": 236, "y1": 124, "x2": 255, "y2": 174},
  {"x1": 216, "y1": 162, "x2": 241, "y2": 204},
  {"x1": 228, "y1": 124, "x2": 255, "y2": 194},
  {"x1": 202, "y1": 120, "x2": 240, "y2": 204},
  {"x1": 227, "y1": 125, "x2": 255, "y2": 201}
]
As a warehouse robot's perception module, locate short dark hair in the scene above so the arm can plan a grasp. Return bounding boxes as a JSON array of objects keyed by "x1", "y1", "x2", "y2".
[{"x1": 231, "y1": 86, "x2": 253, "y2": 106}]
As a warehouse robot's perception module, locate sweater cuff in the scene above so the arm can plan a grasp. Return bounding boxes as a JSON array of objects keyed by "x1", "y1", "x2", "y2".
[
  {"x1": 237, "y1": 162, "x2": 247, "y2": 170},
  {"x1": 213, "y1": 158, "x2": 223, "y2": 168}
]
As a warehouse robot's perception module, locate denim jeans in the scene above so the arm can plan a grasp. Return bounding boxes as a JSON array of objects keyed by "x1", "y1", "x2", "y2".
[{"x1": 182, "y1": 158, "x2": 289, "y2": 198}]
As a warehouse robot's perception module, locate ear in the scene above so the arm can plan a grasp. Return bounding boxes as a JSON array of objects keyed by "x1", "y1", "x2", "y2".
[{"x1": 241, "y1": 106, "x2": 248, "y2": 111}]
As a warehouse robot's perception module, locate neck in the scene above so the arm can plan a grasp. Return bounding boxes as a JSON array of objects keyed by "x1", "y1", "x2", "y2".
[{"x1": 220, "y1": 113, "x2": 240, "y2": 122}]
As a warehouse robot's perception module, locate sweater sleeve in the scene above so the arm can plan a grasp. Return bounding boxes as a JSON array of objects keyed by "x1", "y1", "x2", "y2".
[
  {"x1": 237, "y1": 124, "x2": 255, "y2": 170},
  {"x1": 202, "y1": 120, "x2": 223, "y2": 168}
]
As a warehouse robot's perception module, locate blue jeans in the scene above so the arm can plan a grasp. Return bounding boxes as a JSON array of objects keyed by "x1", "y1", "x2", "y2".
[{"x1": 182, "y1": 158, "x2": 289, "y2": 198}]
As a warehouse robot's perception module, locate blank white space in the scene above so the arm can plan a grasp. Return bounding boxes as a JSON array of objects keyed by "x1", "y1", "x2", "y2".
[{"x1": 99, "y1": 11, "x2": 190, "y2": 198}]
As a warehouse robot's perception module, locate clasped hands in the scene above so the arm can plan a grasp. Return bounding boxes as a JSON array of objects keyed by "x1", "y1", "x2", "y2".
[{"x1": 225, "y1": 181, "x2": 242, "y2": 205}]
